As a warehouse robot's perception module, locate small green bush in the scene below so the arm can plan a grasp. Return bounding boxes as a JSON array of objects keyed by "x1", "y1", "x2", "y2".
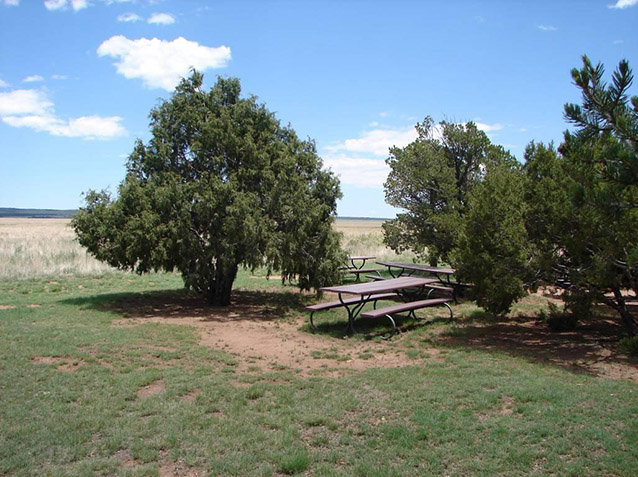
[
  {"x1": 619, "y1": 336, "x2": 638, "y2": 356},
  {"x1": 563, "y1": 290, "x2": 593, "y2": 321},
  {"x1": 538, "y1": 302, "x2": 578, "y2": 332}
]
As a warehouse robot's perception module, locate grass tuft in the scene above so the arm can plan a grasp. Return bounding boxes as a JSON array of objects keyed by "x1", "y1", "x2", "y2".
[{"x1": 276, "y1": 448, "x2": 311, "y2": 475}]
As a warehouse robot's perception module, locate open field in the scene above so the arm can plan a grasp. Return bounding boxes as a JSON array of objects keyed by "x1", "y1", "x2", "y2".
[
  {"x1": 0, "y1": 218, "x2": 411, "y2": 280},
  {"x1": 1, "y1": 219, "x2": 637, "y2": 475},
  {"x1": 335, "y1": 218, "x2": 415, "y2": 262},
  {"x1": 0, "y1": 218, "x2": 115, "y2": 280}
]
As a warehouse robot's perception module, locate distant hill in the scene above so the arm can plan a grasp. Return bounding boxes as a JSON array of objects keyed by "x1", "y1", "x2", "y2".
[
  {"x1": 0, "y1": 208, "x2": 77, "y2": 218},
  {"x1": 336, "y1": 216, "x2": 391, "y2": 221},
  {"x1": 0, "y1": 208, "x2": 389, "y2": 221}
]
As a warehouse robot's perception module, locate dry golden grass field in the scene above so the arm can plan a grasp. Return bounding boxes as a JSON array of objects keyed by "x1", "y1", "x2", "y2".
[
  {"x1": 0, "y1": 218, "x2": 114, "y2": 280},
  {"x1": 0, "y1": 217, "x2": 409, "y2": 280},
  {"x1": 336, "y1": 218, "x2": 414, "y2": 262}
]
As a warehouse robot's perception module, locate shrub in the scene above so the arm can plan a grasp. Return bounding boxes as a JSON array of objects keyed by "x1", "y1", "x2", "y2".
[
  {"x1": 619, "y1": 336, "x2": 638, "y2": 356},
  {"x1": 538, "y1": 302, "x2": 578, "y2": 332}
]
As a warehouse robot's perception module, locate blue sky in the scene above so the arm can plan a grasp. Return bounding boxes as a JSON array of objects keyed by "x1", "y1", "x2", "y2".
[{"x1": 1, "y1": 0, "x2": 636, "y2": 218}]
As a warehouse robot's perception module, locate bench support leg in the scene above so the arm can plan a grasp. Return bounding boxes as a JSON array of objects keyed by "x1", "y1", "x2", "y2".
[
  {"x1": 382, "y1": 314, "x2": 398, "y2": 340},
  {"x1": 444, "y1": 302, "x2": 453, "y2": 319}
]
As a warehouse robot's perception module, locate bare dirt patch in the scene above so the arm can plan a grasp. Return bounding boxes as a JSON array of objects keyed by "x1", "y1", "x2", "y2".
[
  {"x1": 159, "y1": 451, "x2": 206, "y2": 477},
  {"x1": 102, "y1": 289, "x2": 638, "y2": 381},
  {"x1": 113, "y1": 449, "x2": 138, "y2": 469},
  {"x1": 32, "y1": 356, "x2": 87, "y2": 373},
  {"x1": 32, "y1": 356, "x2": 63, "y2": 365},
  {"x1": 182, "y1": 389, "x2": 200, "y2": 403},
  {"x1": 107, "y1": 290, "x2": 418, "y2": 376},
  {"x1": 137, "y1": 379, "x2": 166, "y2": 398},
  {"x1": 0, "y1": 305, "x2": 16, "y2": 310}
]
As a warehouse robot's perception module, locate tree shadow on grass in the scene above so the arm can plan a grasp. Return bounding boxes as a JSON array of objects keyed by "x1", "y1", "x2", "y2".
[
  {"x1": 61, "y1": 287, "x2": 311, "y2": 324},
  {"x1": 309, "y1": 311, "x2": 458, "y2": 341},
  {"x1": 434, "y1": 304, "x2": 638, "y2": 382}
]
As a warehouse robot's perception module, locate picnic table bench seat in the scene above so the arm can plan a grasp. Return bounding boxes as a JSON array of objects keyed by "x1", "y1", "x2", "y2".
[
  {"x1": 365, "y1": 274, "x2": 388, "y2": 281},
  {"x1": 423, "y1": 284, "x2": 454, "y2": 296},
  {"x1": 343, "y1": 268, "x2": 383, "y2": 281},
  {"x1": 367, "y1": 275, "x2": 453, "y2": 297},
  {"x1": 360, "y1": 298, "x2": 453, "y2": 338},
  {"x1": 307, "y1": 292, "x2": 398, "y2": 330}
]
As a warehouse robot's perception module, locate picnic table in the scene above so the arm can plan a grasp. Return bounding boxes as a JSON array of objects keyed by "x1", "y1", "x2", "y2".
[
  {"x1": 342, "y1": 255, "x2": 381, "y2": 281},
  {"x1": 317, "y1": 276, "x2": 438, "y2": 335},
  {"x1": 375, "y1": 260, "x2": 456, "y2": 284},
  {"x1": 346, "y1": 255, "x2": 375, "y2": 270}
]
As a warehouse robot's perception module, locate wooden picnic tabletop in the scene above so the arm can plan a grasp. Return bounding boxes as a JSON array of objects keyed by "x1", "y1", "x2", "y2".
[
  {"x1": 320, "y1": 276, "x2": 437, "y2": 296},
  {"x1": 375, "y1": 261, "x2": 455, "y2": 275},
  {"x1": 348, "y1": 255, "x2": 376, "y2": 261}
]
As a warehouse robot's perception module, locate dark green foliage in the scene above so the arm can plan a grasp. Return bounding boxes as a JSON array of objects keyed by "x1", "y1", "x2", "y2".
[
  {"x1": 454, "y1": 163, "x2": 533, "y2": 315},
  {"x1": 538, "y1": 303, "x2": 579, "y2": 332},
  {"x1": 73, "y1": 72, "x2": 345, "y2": 305},
  {"x1": 619, "y1": 336, "x2": 638, "y2": 356},
  {"x1": 390, "y1": 58, "x2": 638, "y2": 336},
  {"x1": 557, "y1": 57, "x2": 638, "y2": 336},
  {"x1": 564, "y1": 56, "x2": 638, "y2": 171},
  {"x1": 463, "y1": 57, "x2": 638, "y2": 335},
  {"x1": 383, "y1": 117, "x2": 515, "y2": 265}
]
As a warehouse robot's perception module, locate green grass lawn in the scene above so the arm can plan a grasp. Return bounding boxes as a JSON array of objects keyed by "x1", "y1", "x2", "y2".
[{"x1": 1, "y1": 272, "x2": 637, "y2": 476}]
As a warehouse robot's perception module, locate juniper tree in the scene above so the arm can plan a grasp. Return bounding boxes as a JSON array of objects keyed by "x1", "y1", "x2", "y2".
[
  {"x1": 383, "y1": 117, "x2": 516, "y2": 265},
  {"x1": 454, "y1": 162, "x2": 533, "y2": 315},
  {"x1": 73, "y1": 72, "x2": 345, "y2": 305},
  {"x1": 455, "y1": 57, "x2": 638, "y2": 335}
]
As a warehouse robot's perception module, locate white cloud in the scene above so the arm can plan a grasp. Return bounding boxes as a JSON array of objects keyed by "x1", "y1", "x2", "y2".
[
  {"x1": 3, "y1": 114, "x2": 125, "y2": 139},
  {"x1": 97, "y1": 36, "x2": 231, "y2": 90},
  {"x1": 0, "y1": 88, "x2": 126, "y2": 139},
  {"x1": 44, "y1": 0, "x2": 89, "y2": 11},
  {"x1": 118, "y1": 12, "x2": 142, "y2": 22},
  {"x1": 608, "y1": 0, "x2": 638, "y2": 8},
  {"x1": 321, "y1": 120, "x2": 506, "y2": 188},
  {"x1": 323, "y1": 155, "x2": 390, "y2": 189},
  {"x1": 326, "y1": 127, "x2": 418, "y2": 157},
  {"x1": 23, "y1": 75, "x2": 45, "y2": 83},
  {"x1": 0, "y1": 79, "x2": 10, "y2": 88},
  {"x1": 51, "y1": 74, "x2": 68, "y2": 80},
  {"x1": 537, "y1": 25, "x2": 557, "y2": 31},
  {"x1": 44, "y1": 0, "x2": 66, "y2": 10},
  {"x1": 0, "y1": 89, "x2": 53, "y2": 116},
  {"x1": 475, "y1": 121, "x2": 503, "y2": 133},
  {"x1": 148, "y1": 12, "x2": 175, "y2": 25},
  {"x1": 2, "y1": 0, "x2": 20, "y2": 6},
  {"x1": 322, "y1": 126, "x2": 418, "y2": 188}
]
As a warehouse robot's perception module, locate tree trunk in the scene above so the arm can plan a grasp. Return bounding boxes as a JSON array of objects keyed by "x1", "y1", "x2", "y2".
[
  {"x1": 612, "y1": 288, "x2": 637, "y2": 337},
  {"x1": 208, "y1": 261, "x2": 238, "y2": 306}
]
